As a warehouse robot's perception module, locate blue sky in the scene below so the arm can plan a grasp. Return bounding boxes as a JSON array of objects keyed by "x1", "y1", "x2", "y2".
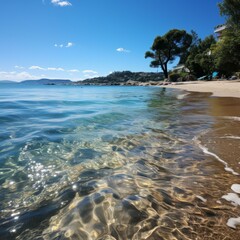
[{"x1": 0, "y1": 0, "x2": 224, "y2": 81}]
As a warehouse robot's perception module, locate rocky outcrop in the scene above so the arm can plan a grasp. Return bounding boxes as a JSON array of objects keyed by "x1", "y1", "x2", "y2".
[{"x1": 75, "y1": 71, "x2": 164, "y2": 86}]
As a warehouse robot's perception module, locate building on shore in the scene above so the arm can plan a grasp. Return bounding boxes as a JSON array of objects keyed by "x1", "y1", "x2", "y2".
[
  {"x1": 172, "y1": 64, "x2": 190, "y2": 73},
  {"x1": 214, "y1": 24, "x2": 226, "y2": 40}
]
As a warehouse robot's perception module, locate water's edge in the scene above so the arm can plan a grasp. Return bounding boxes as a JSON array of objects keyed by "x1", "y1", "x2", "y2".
[{"x1": 0, "y1": 85, "x2": 240, "y2": 239}]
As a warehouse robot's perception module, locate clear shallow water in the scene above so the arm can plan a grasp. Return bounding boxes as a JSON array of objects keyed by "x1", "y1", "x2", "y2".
[{"x1": 0, "y1": 84, "x2": 240, "y2": 239}]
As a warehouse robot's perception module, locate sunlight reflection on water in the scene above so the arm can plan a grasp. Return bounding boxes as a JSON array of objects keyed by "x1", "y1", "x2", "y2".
[{"x1": 0, "y1": 85, "x2": 240, "y2": 239}]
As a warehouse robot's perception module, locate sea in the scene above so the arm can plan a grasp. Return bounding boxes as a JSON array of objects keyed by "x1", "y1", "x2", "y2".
[{"x1": 0, "y1": 83, "x2": 240, "y2": 240}]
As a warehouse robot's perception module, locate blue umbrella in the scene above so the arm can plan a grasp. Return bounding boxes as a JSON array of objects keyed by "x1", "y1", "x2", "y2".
[{"x1": 212, "y1": 72, "x2": 218, "y2": 77}]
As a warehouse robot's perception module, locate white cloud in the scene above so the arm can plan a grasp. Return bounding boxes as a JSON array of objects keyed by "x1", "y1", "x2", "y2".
[
  {"x1": 0, "y1": 68, "x2": 82, "y2": 82},
  {"x1": 116, "y1": 48, "x2": 130, "y2": 53},
  {"x1": 29, "y1": 65, "x2": 45, "y2": 70},
  {"x1": 27, "y1": 65, "x2": 83, "y2": 77},
  {"x1": 82, "y1": 70, "x2": 99, "y2": 78},
  {"x1": 66, "y1": 42, "x2": 73, "y2": 48},
  {"x1": 47, "y1": 67, "x2": 65, "y2": 71},
  {"x1": 82, "y1": 70, "x2": 98, "y2": 74},
  {"x1": 0, "y1": 71, "x2": 39, "y2": 81},
  {"x1": 54, "y1": 44, "x2": 64, "y2": 48},
  {"x1": 14, "y1": 65, "x2": 24, "y2": 69},
  {"x1": 58, "y1": 1, "x2": 72, "y2": 7},
  {"x1": 68, "y1": 69, "x2": 79, "y2": 73},
  {"x1": 54, "y1": 42, "x2": 74, "y2": 48},
  {"x1": 28, "y1": 66, "x2": 66, "y2": 71},
  {"x1": 51, "y1": 0, "x2": 72, "y2": 7}
]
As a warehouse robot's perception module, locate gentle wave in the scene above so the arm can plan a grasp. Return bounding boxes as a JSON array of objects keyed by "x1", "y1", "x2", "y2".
[
  {"x1": 200, "y1": 145, "x2": 239, "y2": 176},
  {"x1": 223, "y1": 116, "x2": 240, "y2": 121}
]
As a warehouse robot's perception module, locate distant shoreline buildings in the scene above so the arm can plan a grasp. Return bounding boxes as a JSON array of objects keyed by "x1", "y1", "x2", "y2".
[{"x1": 214, "y1": 24, "x2": 226, "y2": 40}]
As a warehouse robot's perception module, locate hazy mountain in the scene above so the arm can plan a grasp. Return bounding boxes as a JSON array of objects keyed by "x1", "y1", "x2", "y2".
[
  {"x1": 20, "y1": 79, "x2": 72, "y2": 85},
  {"x1": 0, "y1": 80, "x2": 16, "y2": 83}
]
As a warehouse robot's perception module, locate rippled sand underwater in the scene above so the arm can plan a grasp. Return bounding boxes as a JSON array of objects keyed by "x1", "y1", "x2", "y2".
[{"x1": 0, "y1": 85, "x2": 240, "y2": 239}]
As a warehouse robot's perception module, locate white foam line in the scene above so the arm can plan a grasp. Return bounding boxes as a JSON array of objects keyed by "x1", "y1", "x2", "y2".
[
  {"x1": 231, "y1": 184, "x2": 240, "y2": 194},
  {"x1": 177, "y1": 93, "x2": 188, "y2": 100},
  {"x1": 200, "y1": 145, "x2": 239, "y2": 176},
  {"x1": 196, "y1": 195, "x2": 207, "y2": 203},
  {"x1": 227, "y1": 217, "x2": 240, "y2": 229},
  {"x1": 222, "y1": 193, "x2": 240, "y2": 206},
  {"x1": 223, "y1": 116, "x2": 240, "y2": 121},
  {"x1": 220, "y1": 136, "x2": 240, "y2": 140}
]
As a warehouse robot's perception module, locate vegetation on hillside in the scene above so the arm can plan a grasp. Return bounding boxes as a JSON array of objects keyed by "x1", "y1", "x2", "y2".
[
  {"x1": 145, "y1": 0, "x2": 240, "y2": 81},
  {"x1": 76, "y1": 71, "x2": 164, "y2": 85},
  {"x1": 213, "y1": 0, "x2": 240, "y2": 76}
]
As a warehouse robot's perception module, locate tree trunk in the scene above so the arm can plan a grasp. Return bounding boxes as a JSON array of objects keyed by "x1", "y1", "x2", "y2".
[
  {"x1": 163, "y1": 69, "x2": 168, "y2": 79},
  {"x1": 162, "y1": 63, "x2": 168, "y2": 79},
  {"x1": 159, "y1": 60, "x2": 168, "y2": 79}
]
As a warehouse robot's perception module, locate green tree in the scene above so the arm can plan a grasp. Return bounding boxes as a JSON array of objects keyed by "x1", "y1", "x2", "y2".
[
  {"x1": 218, "y1": 0, "x2": 240, "y2": 26},
  {"x1": 186, "y1": 35, "x2": 216, "y2": 78},
  {"x1": 179, "y1": 30, "x2": 200, "y2": 64},
  {"x1": 213, "y1": 29, "x2": 240, "y2": 75},
  {"x1": 145, "y1": 29, "x2": 192, "y2": 79},
  {"x1": 213, "y1": 0, "x2": 240, "y2": 75}
]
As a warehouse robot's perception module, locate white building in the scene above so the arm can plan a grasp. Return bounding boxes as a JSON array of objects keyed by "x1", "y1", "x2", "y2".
[
  {"x1": 172, "y1": 64, "x2": 190, "y2": 73},
  {"x1": 214, "y1": 24, "x2": 227, "y2": 40}
]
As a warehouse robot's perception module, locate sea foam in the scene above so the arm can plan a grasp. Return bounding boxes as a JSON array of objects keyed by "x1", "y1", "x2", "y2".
[
  {"x1": 200, "y1": 145, "x2": 239, "y2": 176},
  {"x1": 222, "y1": 193, "x2": 240, "y2": 206},
  {"x1": 227, "y1": 217, "x2": 240, "y2": 229}
]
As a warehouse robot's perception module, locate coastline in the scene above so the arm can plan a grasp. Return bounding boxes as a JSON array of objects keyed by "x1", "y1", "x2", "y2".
[{"x1": 164, "y1": 80, "x2": 240, "y2": 98}]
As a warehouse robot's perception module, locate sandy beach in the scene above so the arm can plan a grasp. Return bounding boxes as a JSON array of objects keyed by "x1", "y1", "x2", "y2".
[{"x1": 165, "y1": 80, "x2": 240, "y2": 98}]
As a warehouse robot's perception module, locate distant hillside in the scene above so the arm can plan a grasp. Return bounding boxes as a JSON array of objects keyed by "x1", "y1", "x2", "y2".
[
  {"x1": 0, "y1": 80, "x2": 16, "y2": 84},
  {"x1": 75, "y1": 71, "x2": 165, "y2": 85},
  {"x1": 20, "y1": 79, "x2": 72, "y2": 85}
]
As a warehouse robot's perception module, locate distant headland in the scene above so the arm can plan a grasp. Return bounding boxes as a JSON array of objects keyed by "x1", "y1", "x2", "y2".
[{"x1": 0, "y1": 71, "x2": 166, "y2": 86}]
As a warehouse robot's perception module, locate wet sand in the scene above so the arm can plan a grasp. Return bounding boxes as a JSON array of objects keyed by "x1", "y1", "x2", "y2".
[
  {"x1": 186, "y1": 93, "x2": 240, "y2": 238},
  {"x1": 165, "y1": 80, "x2": 240, "y2": 98}
]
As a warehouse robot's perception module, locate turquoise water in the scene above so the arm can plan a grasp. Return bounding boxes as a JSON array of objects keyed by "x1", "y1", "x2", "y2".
[{"x1": 0, "y1": 84, "x2": 239, "y2": 239}]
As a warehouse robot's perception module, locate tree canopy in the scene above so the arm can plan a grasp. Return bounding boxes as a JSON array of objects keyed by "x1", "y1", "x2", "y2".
[
  {"x1": 145, "y1": 29, "x2": 192, "y2": 78},
  {"x1": 186, "y1": 35, "x2": 216, "y2": 78},
  {"x1": 213, "y1": 0, "x2": 240, "y2": 76},
  {"x1": 213, "y1": 28, "x2": 240, "y2": 75},
  {"x1": 179, "y1": 30, "x2": 200, "y2": 65},
  {"x1": 218, "y1": 0, "x2": 240, "y2": 26}
]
